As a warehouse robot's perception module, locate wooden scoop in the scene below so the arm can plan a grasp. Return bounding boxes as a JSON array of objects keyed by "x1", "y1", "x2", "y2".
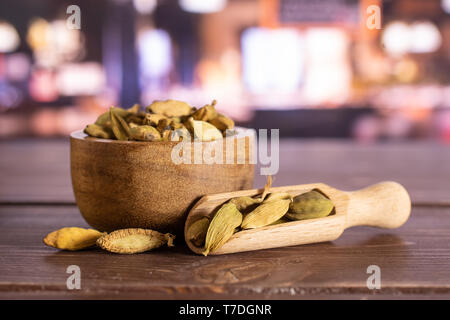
[{"x1": 184, "y1": 181, "x2": 411, "y2": 255}]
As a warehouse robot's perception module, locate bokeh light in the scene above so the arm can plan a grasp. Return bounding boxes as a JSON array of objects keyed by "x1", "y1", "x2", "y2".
[
  {"x1": 179, "y1": 0, "x2": 227, "y2": 13},
  {"x1": 133, "y1": 0, "x2": 157, "y2": 14},
  {"x1": 242, "y1": 28, "x2": 304, "y2": 93},
  {"x1": 0, "y1": 21, "x2": 20, "y2": 53}
]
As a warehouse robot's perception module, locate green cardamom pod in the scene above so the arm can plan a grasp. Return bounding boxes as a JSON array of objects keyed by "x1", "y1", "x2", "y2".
[
  {"x1": 264, "y1": 192, "x2": 292, "y2": 202},
  {"x1": 203, "y1": 203, "x2": 242, "y2": 256},
  {"x1": 286, "y1": 190, "x2": 334, "y2": 221},
  {"x1": 126, "y1": 103, "x2": 140, "y2": 114},
  {"x1": 209, "y1": 113, "x2": 235, "y2": 132},
  {"x1": 95, "y1": 106, "x2": 130, "y2": 126},
  {"x1": 129, "y1": 125, "x2": 161, "y2": 141},
  {"x1": 229, "y1": 196, "x2": 261, "y2": 213},
  {"x1": 110, "y1": 107, "x2": 130, "y2": 140},
  {"x1": 189, "y1": 118, "x2": 223, "y2": 142},
  {"x1": 84, "y1": 124, "x2": 112, "y2": 139},
  {"x1": 146, "y1": 99, "x2": 192, "y2": 117},
  {"x1": 192, "y1": 100, "x2": 217, "y2": 121},
  {"x1": 187, "y1": 217, "x2": 210, "y2": 248},
  {"x1": 241, "y1": 198, "x2": 291, "y2": 229},
  {"x1": 145, "y1": 113, "x2": 167, "y2": 126}
]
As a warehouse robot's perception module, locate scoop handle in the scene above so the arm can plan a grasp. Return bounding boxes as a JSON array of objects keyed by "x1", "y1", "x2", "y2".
[{"x1": 345, "y1": 181, "x2": 411, "y2": 229}]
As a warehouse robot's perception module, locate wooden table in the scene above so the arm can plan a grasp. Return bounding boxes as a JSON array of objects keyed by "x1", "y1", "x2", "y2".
[{"x1": 1, "y1": 139, "x2": 449, "y2": 299}]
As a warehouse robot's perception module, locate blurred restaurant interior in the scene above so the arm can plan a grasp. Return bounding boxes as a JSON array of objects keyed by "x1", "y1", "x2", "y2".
[{"x1": 1, "y1": 0, "x2": 450, "y2": 142}]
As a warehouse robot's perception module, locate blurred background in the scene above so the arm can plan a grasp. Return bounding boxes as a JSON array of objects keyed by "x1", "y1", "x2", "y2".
[{"x1": 1, "y1": 0, "x2": 450, "y2": 142}]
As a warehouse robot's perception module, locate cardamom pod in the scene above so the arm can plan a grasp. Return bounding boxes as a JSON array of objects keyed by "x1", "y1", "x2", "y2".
[
  {"x1": 241, "y1": 198, "x2": 291, "y2": 229},
  {"x1": 209, "y1": 114, "x2": 235, "y2": 131},
  {"x1": 193, "y1": 100, "x2": 217, "y2": 121},
  {"x1": 95, "y1": 106, "x2": 130, "y2": 126},
  {"x1": 264, "y1": 192, "x2": 293, "y2": 202},
  {"x1": 203, "y1": 203, "x2": 242, "y2": 256},
  {"x1": 84, "y1": 124, "x2": 112, "y2": 139},
  {"x1": 286, "y1": 190, "x2": 334, "y2": 221},
  {"x1": 229, "y1": 196, "x2": 261, "y2": 213},
  {"x1": 43, "y1": 227, "x2": 105, "y2": 251},
  {"x1": 156, "y1": 118, "x2": 185, "y2": 133},
  {"x1": 145, "y1": 113, "x2": 167, "y2": 126},
  {"x1": 110, "y1": 107, "x2": 130, "y2": 140},
  {"x1": 171, "y1": 127, "x2": 191, "y2": 141},
  {"x1": 146, "y1": 99, "x2": 193, "y2": 117},
  {"x1": 125, "y1": 113, "x2": 145, "y2": 125},
  {"x1": 127, "y1": 103, "x2": 140, "y2": 114},
  {"x1": 156, "y1": 118, "x2": 173, "y2": 133},
  {"x1": 186, "y1": 217, "x2": 210, "y2": 247},
  {"x1": 161, "y1": 129, "x2": 173, "y2": 141},
  {"x1": 94, "y1": 111, "x2": 110, "y2": 126},
  {"x1": 96, "y1": 228, "x2": 175, "y2": 254},
  {"x1": 188, "y1": 118, "x2": 223, "y2": 142},
  {"x1": 129, "y1": 125, "x2": 161, "y2": 141}
]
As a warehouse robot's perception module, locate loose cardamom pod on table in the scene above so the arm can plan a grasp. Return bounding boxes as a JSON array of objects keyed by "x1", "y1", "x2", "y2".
[{"x1": 97, "y1": 228, "x2": 175, "y2": 254}]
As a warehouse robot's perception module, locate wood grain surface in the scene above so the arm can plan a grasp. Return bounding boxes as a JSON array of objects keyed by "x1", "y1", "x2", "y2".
[
  {"x1": 0, "y1": 139, "x2": 449, "y2": 299},
  {"x1": 0, "y1": 205, "x2": 449, "y2": 299}
]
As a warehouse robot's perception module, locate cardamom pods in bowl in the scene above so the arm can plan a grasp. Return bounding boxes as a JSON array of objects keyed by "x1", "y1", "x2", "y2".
[{"x1": 71, "y1": 99, "x2": 255, "y2": 236}]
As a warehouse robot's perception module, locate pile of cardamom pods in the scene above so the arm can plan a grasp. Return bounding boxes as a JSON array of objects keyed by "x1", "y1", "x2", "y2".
[
  {"x1": 84, "y1": 99, "x2": 235, "y2": 142},
  {"x1": 187, "y1": 177, "x2": 335, "y2": 256}
]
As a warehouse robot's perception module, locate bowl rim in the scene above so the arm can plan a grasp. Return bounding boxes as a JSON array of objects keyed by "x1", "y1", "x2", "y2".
[{"x1": 70, "y1": 126, "x2": 256, "y2": 145}]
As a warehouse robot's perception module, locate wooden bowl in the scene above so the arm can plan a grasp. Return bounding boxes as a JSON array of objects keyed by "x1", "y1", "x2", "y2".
[{"x1": 70, "y1": 129, "x2": 255, "y2": 235}]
